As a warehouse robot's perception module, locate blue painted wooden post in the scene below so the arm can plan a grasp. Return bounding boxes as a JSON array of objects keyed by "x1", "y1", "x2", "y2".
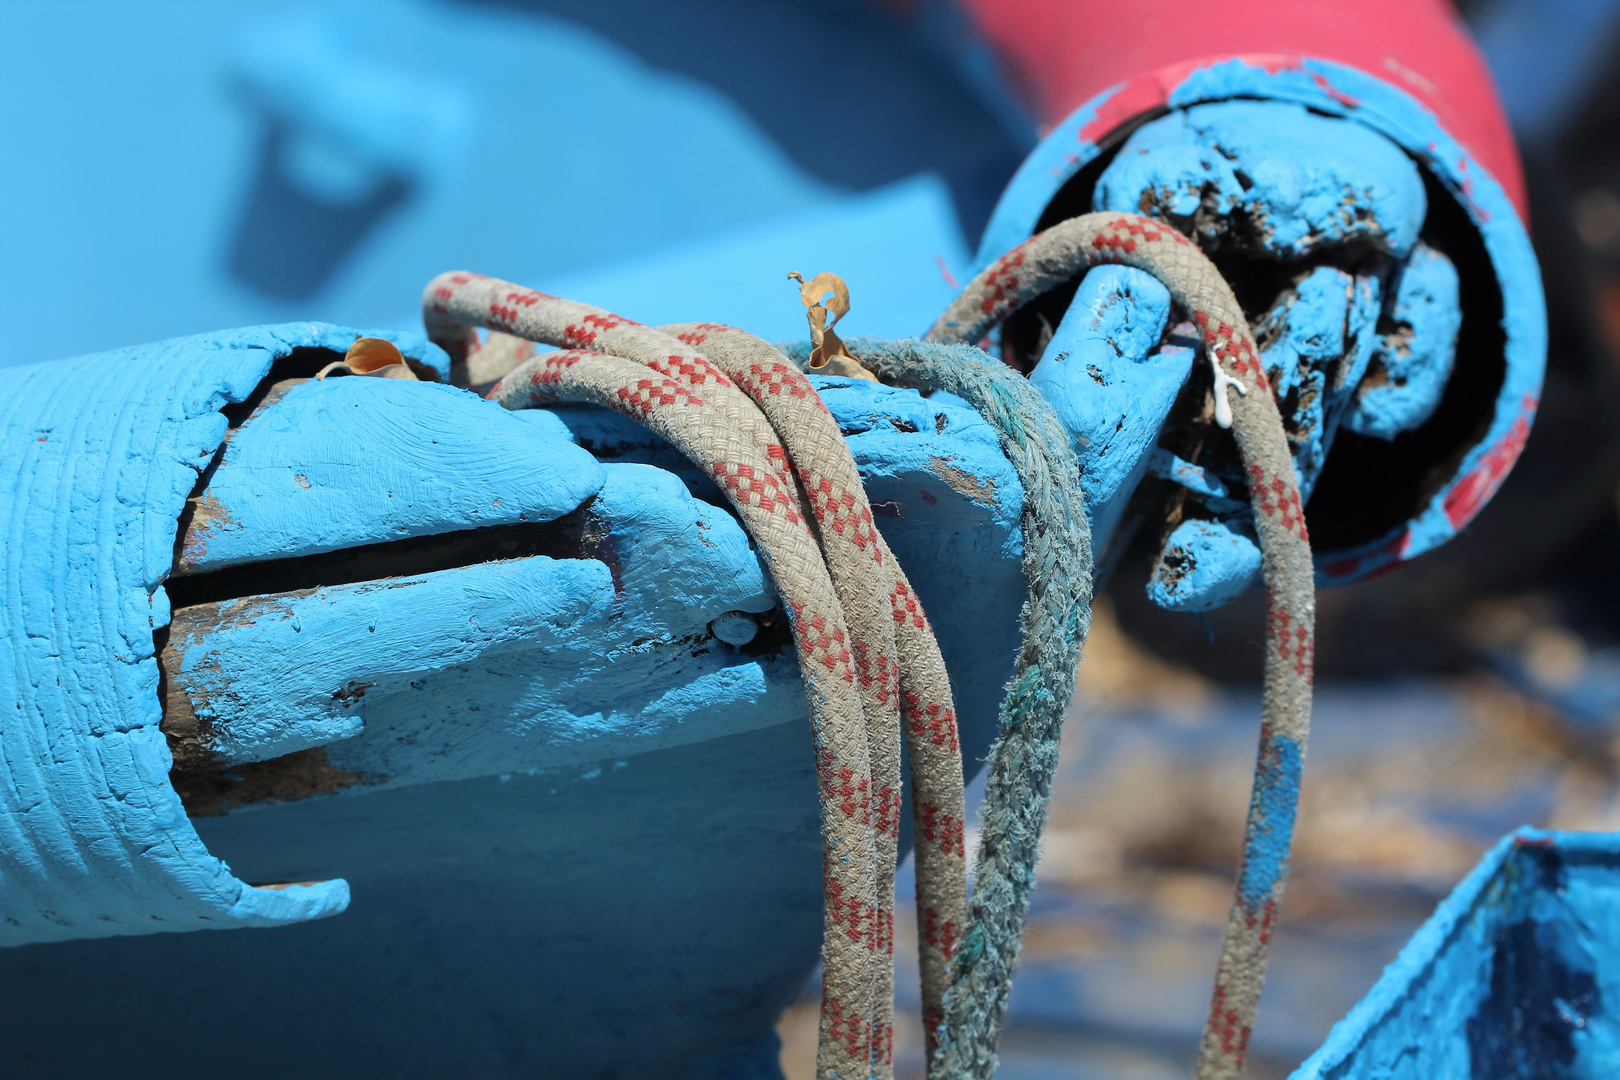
[
  {"x1": 0, "y1": 324, "x2": 447, "y2": 944},
  {"x1": 0, "y1": 328, "x2": 1029, "y2": 1077}
]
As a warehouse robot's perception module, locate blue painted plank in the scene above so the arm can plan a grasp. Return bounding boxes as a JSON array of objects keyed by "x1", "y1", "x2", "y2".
[
  {"x1": 166, "y1": 378, "x2": 1025, "y2": 809},
  {"x1": 178, "y1": 376, "x2": 603, "y2": 573},
  {"x1": 170, "y1": 463, "x2": 785, "y2": 776},
  {"x1": 1295, "y1": 828, "x2": 1620, "y2": 1079},
  {"x1": 1, "y1": 317, "x2": 1026, "y2": 1075}
]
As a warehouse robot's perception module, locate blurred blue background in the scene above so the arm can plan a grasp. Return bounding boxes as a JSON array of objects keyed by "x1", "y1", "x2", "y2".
[{"x1": 0, "y1": 0, "x2": 1032, "y2": 367}]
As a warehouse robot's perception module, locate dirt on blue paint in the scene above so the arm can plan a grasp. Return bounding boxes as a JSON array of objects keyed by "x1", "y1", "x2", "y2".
[
  {"x1": 978, "y1": 56, "x2": 1546, "y2": 585},
  {"x1": 1468, "y1": 915, "x2": 1602, "y2": 1078},
  {"x1": 1345, "y1": 243, "x2": 1463, "y2": 442},
  {"x1": 1147, "y1": 518, "x2": 1262, "y2": 613},
  {"x1": 1254, "y1": 266, "x2": 1384, "y2": 502},
  {"x1": 1094, "y1": 101, "x2": 1427, "y2": 260}
]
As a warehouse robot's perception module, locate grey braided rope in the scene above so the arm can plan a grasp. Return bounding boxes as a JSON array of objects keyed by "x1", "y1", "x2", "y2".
[{"x1": 813, "y1": 337, "x2": 1093, "y2": 1080}]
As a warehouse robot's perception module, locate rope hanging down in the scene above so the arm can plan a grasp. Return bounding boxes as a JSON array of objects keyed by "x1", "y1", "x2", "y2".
[
  {"x1": 421, "y1": 209, "x2": 1313, "y2": 1080},
  {"x1": 915, "y1": 212, "x2": 1316, "y2": 1080},
  {"x1": 802, "y1": 336, "x2": 1092, "y2": 1080},
  {"x1": 422, "y1": 278, "x2": 968, "y2": 1080}
]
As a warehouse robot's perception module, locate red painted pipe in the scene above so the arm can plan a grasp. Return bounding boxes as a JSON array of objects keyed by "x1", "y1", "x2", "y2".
[{"x1": 955, "y1": 0, "x2": 1526, "y2": 222}]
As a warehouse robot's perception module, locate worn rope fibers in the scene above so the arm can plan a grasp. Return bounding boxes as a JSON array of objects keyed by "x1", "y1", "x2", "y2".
[
  {"x1": 423, "y1": 208, "x2": 1313, "y2": 1080},
  {"x1": 797, "y1": 335, "x2": 1090, "y2": 1080},
  {"x1": 908, "y1": 212, "x2": 1316, "y2": 1080},
  {"x1": 422, "y1": 276, "x2": 968, "y2": 1080}
]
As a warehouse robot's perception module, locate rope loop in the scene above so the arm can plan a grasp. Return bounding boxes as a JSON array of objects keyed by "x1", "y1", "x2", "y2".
[
  {"x1": 919, "y1": 211, "x2": 1316, "y2": 1080},
  {"x1": 422, "y1": 277, "x2": 969, "y2": 1080},
  {"x1": 421, "y1": 208, "x2": 1315, "y2": 1080}
]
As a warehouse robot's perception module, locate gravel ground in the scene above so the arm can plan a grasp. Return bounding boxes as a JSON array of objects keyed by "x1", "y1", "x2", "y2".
[{"x1": 777, "y1": 599, "x2": 1620, "y2": 1079}]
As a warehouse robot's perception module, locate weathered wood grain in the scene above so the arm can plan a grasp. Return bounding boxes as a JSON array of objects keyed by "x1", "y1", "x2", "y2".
[
  {"x1": 159, "y1": 377, "x2": 1026, "y2": 816},
  {"x1": 175, "y1": 374, "x2": 604, "y2": 574}
]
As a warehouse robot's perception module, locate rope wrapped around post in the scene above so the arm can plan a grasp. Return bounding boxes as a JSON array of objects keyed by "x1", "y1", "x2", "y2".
[
  {"x1": 423, "y1": 207, "x2": 1313, "y2": 1080},
  {"x1": 808, "y1": 336, "x2": 1093, "y2": 1080},
  {"x1": 421, "y1": 276, "x2": 968, "y2": 1080},
  {"x1": 660, "y1": 322, "x2": 971, "y2": 1062}
]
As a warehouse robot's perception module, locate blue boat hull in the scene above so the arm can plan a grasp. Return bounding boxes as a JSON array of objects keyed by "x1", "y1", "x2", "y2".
[{"x1": 1297, "y1": 828, "x2": 1620, "y2": 1079}]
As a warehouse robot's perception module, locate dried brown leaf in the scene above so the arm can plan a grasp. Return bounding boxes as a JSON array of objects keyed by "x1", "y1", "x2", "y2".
[
  {"x1": 315, "y1": 337, "x2": 419, "y2": 381},
  {"x1": 787, "y1": 270, "x2": 878, "y2": 382},
  {"x1": 790, "y1": 270, "x2": 850, "y2": 326}
]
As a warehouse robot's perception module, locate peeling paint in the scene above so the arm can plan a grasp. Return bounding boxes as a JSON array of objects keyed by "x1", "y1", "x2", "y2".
[
  {"x1": 171, "y1": 748, "x2": 370, "y2": 818},
  {"x1": 978, "y1": 57, "x2": 1545, "y2": 585},
  {"x1": 928, "y1": 457, "x2": 998, "y2": 506}
]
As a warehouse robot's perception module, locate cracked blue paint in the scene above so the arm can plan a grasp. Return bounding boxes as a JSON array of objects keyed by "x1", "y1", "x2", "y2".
[
  {"x1": 1256, "y1": 265, "x2": 1383, "y2": 502},
  {"x1": 1345, "y1": 242, "x2": 1463, "y2": 441},
  {"x1": 978, "y1": 57, "x2": 1545, "y2": 586},
  {"x1": 1094, "y1": 101, "x2": 1427, "y2": 260}
]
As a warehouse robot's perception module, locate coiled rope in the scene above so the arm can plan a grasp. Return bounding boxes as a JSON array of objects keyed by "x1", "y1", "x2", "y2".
[{"x1": 420, "y1": 210, "x2": 1313, "y2": 1080}]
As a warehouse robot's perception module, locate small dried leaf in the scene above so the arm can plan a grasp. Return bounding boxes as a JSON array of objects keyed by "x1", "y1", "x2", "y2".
[
  {"x1": 790, "y1": 270, "x2": 850, "y2": 326},
  {"x1": 343, "y1": 337, "x2": 407, "y2": 373},
  {"x1": 789, "y1": 270, "x2": 877, "y2": 382},
  {"x1": 316, "y1": 337, "x2": 419, "y2": 381}
]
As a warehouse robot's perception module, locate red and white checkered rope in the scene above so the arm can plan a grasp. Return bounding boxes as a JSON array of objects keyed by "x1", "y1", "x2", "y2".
[
  {"x1": 422, "y1": 205, "x2": 1310, "y2": 1080},
  {"x1": 423, "y1": 274, "x2": 968, "y2": 1080},
  {"x1": 662, "y1": 323, "x2": 968, "y2": 1059}
]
